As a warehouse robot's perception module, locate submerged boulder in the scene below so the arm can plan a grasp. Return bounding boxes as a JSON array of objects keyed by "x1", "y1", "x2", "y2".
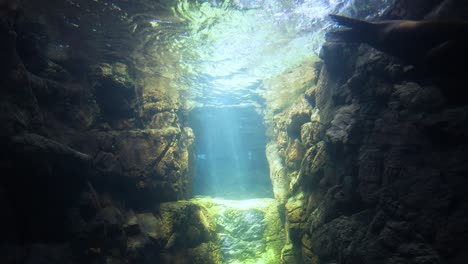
[{"x1": 71, "y1": 126, "x2": 194, "y2": 208}]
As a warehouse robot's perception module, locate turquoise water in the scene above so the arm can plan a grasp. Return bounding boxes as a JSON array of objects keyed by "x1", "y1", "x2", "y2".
[{"x1": 190, "y1": 106, "x2": 272, "y2": 199}]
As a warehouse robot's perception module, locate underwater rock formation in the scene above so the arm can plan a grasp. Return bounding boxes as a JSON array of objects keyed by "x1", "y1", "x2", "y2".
[
  {"x1": 66, "y1": 199, "x2": 220, "y2": 264},
  {"x1": 0, "y1": 1, "x2": 195, "y2": 263},
  {"x1": 263, "y1": 2, "x2": 468, "y2": 263},
  {"x1": 193, "y1": 197, "x2": 285, "y2": 264},
  {"x1": 327, "y1": 12, "x2": 468, "y2": 104},
  {"x1": 2, "y1": 0, "x2": 468, "y2": 264},
  {"x1": 89, "y1": 63, "x2": 140, "y2": 121}
]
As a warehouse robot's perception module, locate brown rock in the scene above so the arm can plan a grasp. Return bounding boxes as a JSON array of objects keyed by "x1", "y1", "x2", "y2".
[{"x1": 285, "y1": 139, "x2": 305, "y2": 170}]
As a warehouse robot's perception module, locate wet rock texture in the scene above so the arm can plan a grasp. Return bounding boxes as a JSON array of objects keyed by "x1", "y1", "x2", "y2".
[
  {"x1": 3, "y1": 0, "x2": 468, "y2": 263},
  {"x1": 193, "y1": 197, "x2": 285, "y2": 264},
  {"x1": 0, "y1": 2, "x2": 197, "y2": 263},
  {"x1": 264, "y1": 2, "x2": 468, "y2": 263}
]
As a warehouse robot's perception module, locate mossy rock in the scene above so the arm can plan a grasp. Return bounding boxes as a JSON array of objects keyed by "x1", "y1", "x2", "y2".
[
  {"x1": 193, "y1": 197, "x2": 285, "y2": 264},
  {"x1": 285, "y1": 139, "x2": 306, "y2": 170}
]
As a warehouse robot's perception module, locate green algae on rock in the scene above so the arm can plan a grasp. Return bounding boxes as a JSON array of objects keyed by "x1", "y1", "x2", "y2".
[
  {"x1": 123, "y1": 197, "x2": 284, "y2": 264},
  {"x1": 193, "y1": 197, "x2": 285, "y2": 264},
  {"x1": 123, "y1": 200, "x2": 221, "y2": 264}
]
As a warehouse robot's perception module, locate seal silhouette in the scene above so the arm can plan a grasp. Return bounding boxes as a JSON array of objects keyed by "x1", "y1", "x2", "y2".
[
  {"x1": 328, "y1": 14, "x2": 468, "y2": 104},
  {"x1": 328, "y1": 14, "x2": 468, "y2": 66}
]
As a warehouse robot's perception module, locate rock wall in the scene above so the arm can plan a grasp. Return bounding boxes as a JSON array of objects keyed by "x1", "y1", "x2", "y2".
[
  {"x1": 0, "y1": 2, "x2": 200, "y2": 263},
  {"x1": 3, "y1": 0, "x2": 468, "y2": 263},
  {"x1": 264, "y1": 1, "x2": 468, "y2": 263}
]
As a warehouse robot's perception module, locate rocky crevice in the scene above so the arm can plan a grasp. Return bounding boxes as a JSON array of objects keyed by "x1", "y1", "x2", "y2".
[
  {"x1": 2, "y1": 0, "x2": 468, "y2": 264},
  {"x1": 264, "y1": 1, "x2": 468, "y2": 263}
]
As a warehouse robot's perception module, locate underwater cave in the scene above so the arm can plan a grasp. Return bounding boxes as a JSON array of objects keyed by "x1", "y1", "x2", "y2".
[{"x1": 2, "y1": 0, "x2": 468, "y2": 264}]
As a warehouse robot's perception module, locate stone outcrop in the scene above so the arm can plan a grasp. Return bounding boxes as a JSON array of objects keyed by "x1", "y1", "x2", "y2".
[
  {"x1": 0, "y1": 2, "x2": 195, "y2": 263},
  {"x1": 264, "y1": 58, "x2": 321, "y2": 264},
  {"x1": 263, "y1": 1, "x2": 468, "y2": 263},
  {"x1": 3, "y1": 0, "x2": 468, "y2": 264}
]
